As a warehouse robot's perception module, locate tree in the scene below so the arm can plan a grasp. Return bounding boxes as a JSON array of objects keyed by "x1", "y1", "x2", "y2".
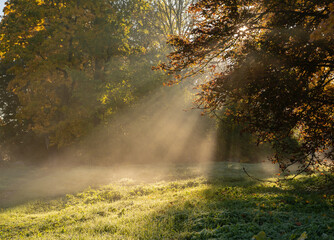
[
  {"x1": 150, "y1": 0, "x2": 196, "y2": 38},
  {"x1": 0, "y1": 0, "x2": 166, "y2": 162},
  {"x1": 160, "y1": 0, "x2": 334, "y2": 174}
]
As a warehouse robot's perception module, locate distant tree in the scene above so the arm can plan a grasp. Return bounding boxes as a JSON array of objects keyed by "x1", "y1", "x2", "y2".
[
  {"x1": 150, "y1": 0, "x2": 196, "y2": 38},
  {"x1": 160, "y1": 0, "x2": 334, "y2": 174}
]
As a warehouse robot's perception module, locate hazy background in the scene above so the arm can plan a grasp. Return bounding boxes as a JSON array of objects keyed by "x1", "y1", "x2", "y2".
[{"x1": 0, "y1": 0, "x2": 5, "y2": 15}]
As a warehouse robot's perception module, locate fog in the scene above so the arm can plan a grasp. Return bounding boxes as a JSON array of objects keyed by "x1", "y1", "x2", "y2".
[
  {"x1": 0, "y1": 82, "x2": 280, "y2": 208},
  {"x1": 53, "y1": 82, "x2": 217, "y2": 166},
  {"x1": 0, "y1": 162, "x2": 280, "y2": 208}
]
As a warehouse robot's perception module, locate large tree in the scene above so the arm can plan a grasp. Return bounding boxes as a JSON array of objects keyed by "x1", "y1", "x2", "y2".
[
  {"x1": 161, "y1": 0, "x2": 334, "y2": 173},
  {"x1": 0, "y1": 0, "x2": 168, "y2": 161}
]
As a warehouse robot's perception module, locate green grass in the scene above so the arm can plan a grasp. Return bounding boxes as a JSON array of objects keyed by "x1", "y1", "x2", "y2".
[{"x1": 0, "y1": 162, "x2": 333, "y2": 239}]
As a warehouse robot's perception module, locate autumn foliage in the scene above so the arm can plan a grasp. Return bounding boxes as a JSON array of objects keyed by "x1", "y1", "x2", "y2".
[
  {"x1": 161, "y1": 0, "x2": 334, "y2": 173},
  {"x1": 0, "y1": 0, "x2": 173, "y2": 161}
]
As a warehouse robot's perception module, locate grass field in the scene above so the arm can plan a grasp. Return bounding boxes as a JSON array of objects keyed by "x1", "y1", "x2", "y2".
[{"x1": 0, "y1": 162, "x2": 333, "y2": 239}]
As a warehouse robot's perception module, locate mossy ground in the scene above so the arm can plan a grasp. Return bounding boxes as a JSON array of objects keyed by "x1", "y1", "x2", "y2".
[{"x1": 0, "y1": 162, "x2": 333, "y2": 239}]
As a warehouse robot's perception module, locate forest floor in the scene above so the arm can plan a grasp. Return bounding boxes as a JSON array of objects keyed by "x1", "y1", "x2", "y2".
[{"x1": 0, "y1": 162, "x2": 333, "y2": 239}]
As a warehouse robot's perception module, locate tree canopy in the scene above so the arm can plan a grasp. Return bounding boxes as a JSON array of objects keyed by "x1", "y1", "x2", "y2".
[
  {"x1": 161, "y1": 0, "x2": 334, "y2": 173},
  {"x1": 0, "y1": 0, "x2": 195, "y2": 162}
]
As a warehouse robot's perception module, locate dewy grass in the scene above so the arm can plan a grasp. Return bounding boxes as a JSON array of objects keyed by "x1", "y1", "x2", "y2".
[{"x1": 0, "y1": 163, "x2": 333, "y2": 240}]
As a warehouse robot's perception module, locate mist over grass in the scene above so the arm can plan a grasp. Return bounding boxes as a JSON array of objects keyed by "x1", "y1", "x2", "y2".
[
  {"x1": 0, "y1": 162, "x2": 332, "y2": 240},
  {"x1": 0, "y1": 83, "x2": 277, "y2": 208},
  {"x1": 0, "y1": 162, "x2": 280, "y2": 208},
  {"x1": 0, "y1": 82, "x2": 313, "y2": 240}
]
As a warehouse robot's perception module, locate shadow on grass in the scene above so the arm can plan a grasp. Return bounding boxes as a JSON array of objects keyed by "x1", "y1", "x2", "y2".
[{"x1": 137, "y1": 168, "x2": 334, "y2": 240}]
